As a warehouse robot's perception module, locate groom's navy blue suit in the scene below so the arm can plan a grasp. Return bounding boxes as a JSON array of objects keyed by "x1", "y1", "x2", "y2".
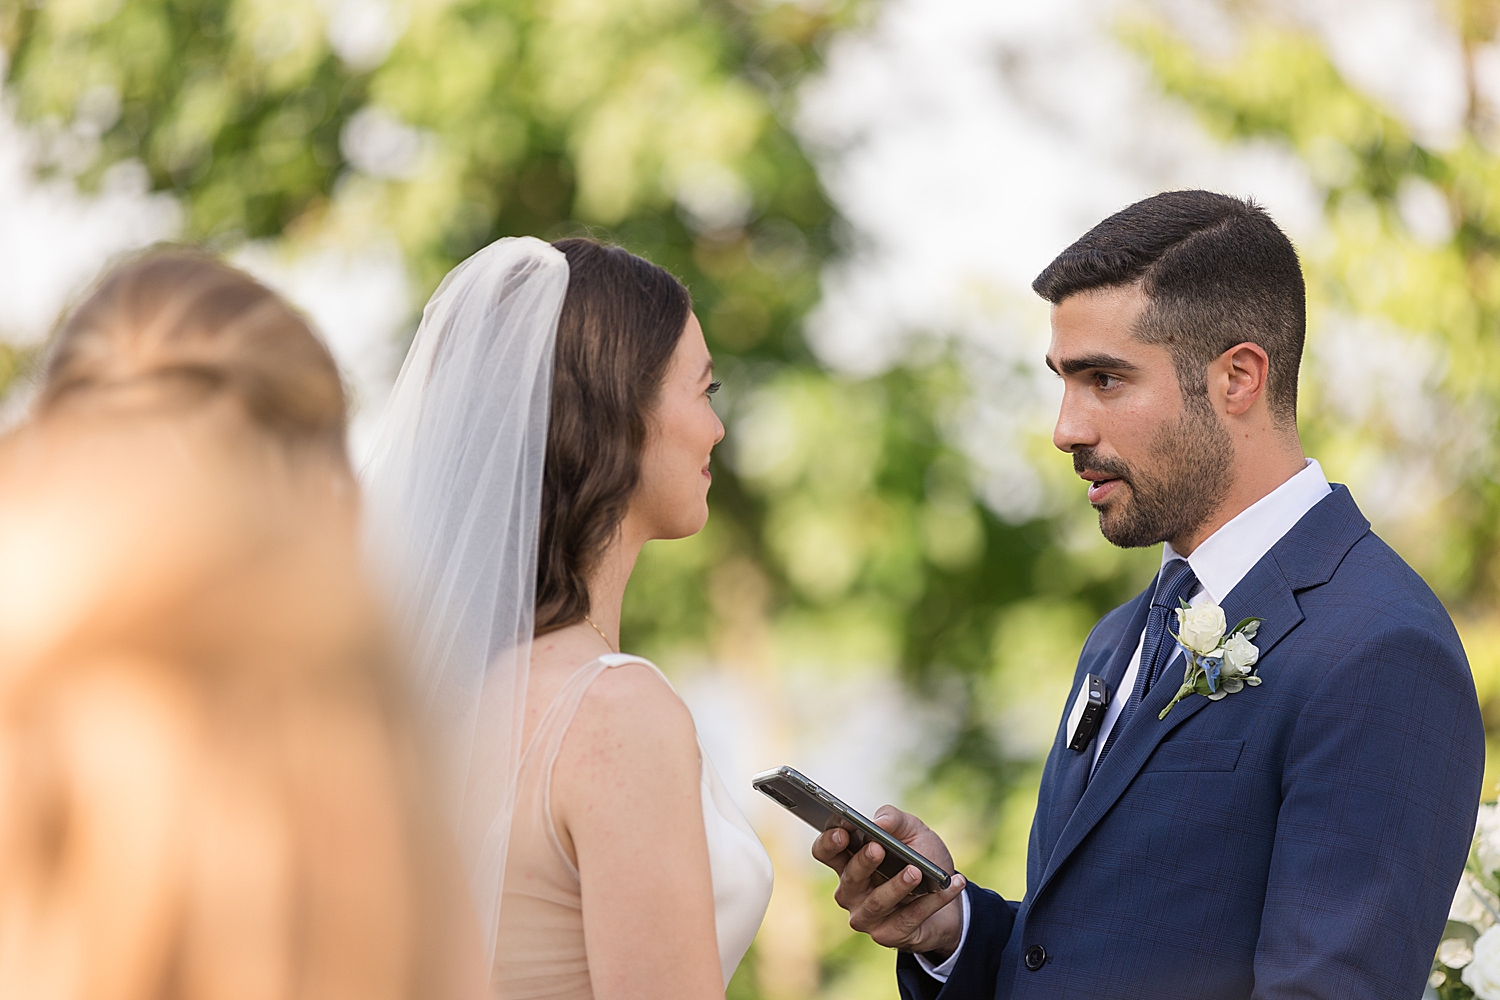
[{"x1": 898, "y1": 485, "x2": 1484, "y2": 999}]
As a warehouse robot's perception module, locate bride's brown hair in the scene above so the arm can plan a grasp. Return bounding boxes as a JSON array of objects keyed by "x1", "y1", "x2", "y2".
[{"x1": 534, "y1": 238, "x2": 691, "y2": 635}]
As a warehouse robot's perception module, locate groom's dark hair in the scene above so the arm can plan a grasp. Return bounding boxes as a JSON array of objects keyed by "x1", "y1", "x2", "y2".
[
  {"x1": 1032, "y1": 190, "x2": 1305, "y2": 424},
  {"x1": 535, "y1": 238, "x2": 692, "y2": 636}
]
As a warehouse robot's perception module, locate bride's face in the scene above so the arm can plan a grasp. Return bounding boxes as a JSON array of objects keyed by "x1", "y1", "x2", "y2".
[{"x1": 631, "y1": 313, "x2": 724, "y2": 540}]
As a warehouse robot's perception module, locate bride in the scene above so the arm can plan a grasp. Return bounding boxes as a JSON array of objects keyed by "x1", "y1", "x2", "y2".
[{"x1": 363, "y1": 236, "x2": 773, "y2": 999}]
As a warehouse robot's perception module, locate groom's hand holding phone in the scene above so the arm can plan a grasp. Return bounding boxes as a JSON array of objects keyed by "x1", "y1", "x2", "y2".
[{"x1": 812, "y1": 807, "x2": 966, "y2": 960}]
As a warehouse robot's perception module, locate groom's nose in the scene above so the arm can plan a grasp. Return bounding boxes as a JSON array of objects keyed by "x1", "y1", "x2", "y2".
[{"x1": 1053, "y1": 388, "x2": 1099, "y2": 454}]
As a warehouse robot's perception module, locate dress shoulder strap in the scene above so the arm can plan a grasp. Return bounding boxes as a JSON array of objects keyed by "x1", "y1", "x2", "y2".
[
  {"x1": 524, "y1": 653, "x2": 680, "y2": 876},
  {"x1": 597, "y1": 652, "x2": 675, "y2": 689},
  {"x1": 525, "y1": 658, "x2": 608, "y2": 771},
  {"x1": 524, "y1": 653, "x2": 676, "y2": 775}
]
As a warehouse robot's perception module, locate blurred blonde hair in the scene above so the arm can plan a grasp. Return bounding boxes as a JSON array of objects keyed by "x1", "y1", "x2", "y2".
[
  {"x1": 0, "y1": 258, "x2": 483, "y2": 1000},
  {"x1": 38, "y1": 246, "x2": 349, "y2": 463}
]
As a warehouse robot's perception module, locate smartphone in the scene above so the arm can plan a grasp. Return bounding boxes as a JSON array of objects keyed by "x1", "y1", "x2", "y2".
[{"x1": 752, "y1": 766, "x2": 952, "y2": 895}]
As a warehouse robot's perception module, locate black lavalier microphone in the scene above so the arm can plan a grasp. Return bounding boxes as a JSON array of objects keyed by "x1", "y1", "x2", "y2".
[{"x1": 1066, "y1": 674, "x2": 1111, "y2": 751}]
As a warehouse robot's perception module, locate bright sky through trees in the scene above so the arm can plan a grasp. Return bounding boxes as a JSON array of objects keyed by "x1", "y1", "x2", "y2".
[{"x1": 5, "y1": 1, "x2": 1500, "y2": 996}]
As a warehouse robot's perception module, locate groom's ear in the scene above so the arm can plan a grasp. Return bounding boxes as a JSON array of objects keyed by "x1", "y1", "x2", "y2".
[{"x1": 1218, "y1": 342, "x2": 1271, "y2": 417}]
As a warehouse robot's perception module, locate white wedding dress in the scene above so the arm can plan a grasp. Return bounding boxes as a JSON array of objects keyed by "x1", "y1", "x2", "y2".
[{"x1": 493, "y1": 654, "x2": 772, "y2": 997}]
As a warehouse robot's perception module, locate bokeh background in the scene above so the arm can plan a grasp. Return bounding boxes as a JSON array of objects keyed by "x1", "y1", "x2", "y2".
[{"x1": 5, "y1": 0, "x2": 1500, "y2": 996}]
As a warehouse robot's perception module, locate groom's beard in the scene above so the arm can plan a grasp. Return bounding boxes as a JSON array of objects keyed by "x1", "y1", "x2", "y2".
[{"x1": 1075, "y1": 397, "x2": 1234, "y2": 549}]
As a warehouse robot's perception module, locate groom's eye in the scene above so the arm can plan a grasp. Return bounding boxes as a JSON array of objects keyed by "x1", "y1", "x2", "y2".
[{"x1": 1093, "y1": 373, "x2": 1122, "y2": 390}]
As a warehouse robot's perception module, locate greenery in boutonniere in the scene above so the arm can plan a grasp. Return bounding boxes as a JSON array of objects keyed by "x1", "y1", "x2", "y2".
[{"x1": 1158, "y1": 600, "x2": 1263, "y2": 720}]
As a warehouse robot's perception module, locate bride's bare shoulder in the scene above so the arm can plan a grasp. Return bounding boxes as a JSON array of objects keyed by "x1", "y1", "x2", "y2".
[
  {"x1": 546, "y1": 655, "x2": 703, "y2": 865},
  {"x1": 571, "y1": 658, "x2": 696, "y2": 757},
  {"x1": 528, "y1": 627, "x2": 698, "y2": 767}
]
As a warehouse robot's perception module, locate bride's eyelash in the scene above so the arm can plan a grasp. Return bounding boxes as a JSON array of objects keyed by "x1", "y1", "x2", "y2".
[{"x1": 706, "y1": 380, "x2": 722, "y2": 395}]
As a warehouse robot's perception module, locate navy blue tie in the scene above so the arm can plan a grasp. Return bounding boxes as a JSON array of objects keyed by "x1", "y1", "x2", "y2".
[{"x1": 1092, "y1": 560, "x2": 1199, "y2": 778}]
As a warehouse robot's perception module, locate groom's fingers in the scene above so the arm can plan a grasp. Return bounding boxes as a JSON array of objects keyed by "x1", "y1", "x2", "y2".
[
  {"x1": 847, "y1": 867, "x2": 966, "y2": 947},
  {"x1": 872, "y1": 806, "x2": 921, "y2": 842},
  {"x1": 847, "y1": 860, "x2": 924, "y2": 929},
  {"x1": 811, "y1": 827, "x2": 852, "y2": 875},
  {"x1": 873, "y1": 806, "x2": 957, "y2": 871},
  {"x1": 869, "y1": 874, "x2": 967, "y2": 951},
  {"x1": 832, "y1": 841, "x2": 886, "y2": 910}
]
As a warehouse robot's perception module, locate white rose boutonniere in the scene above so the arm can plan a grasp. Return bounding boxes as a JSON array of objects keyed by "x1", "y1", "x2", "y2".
[
  {"x1": 1158, "y1": 599, "x2": 1264, "y2": 720},
  {"x1": 1175, "y1": 602, "x2": 1226, "y2": 655}
]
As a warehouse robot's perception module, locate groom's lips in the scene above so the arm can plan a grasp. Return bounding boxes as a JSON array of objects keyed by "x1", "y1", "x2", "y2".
[{"x1": 1080, "y1": 472, "x2": 1123, "y2": 504}]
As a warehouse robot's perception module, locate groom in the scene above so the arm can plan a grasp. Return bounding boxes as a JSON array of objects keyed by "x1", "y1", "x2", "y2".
[{"x1": 814, "y1": 191, "x2": 1486, "y2": 998}]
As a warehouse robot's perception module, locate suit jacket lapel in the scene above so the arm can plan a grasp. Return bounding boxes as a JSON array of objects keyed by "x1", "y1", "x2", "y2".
[
  {"x1": 1035, "y1": 590, "x2": 1152, "y2": 870},
  {"x1": 1031, "y1": 548, "x2": 1305, "y2": 902},
  {"x1": 1027, "y1": 484, "x2": 1371, "y2": 904}
]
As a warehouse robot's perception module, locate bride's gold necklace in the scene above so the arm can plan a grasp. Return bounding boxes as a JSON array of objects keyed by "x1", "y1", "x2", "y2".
[{"x1": 582, "y1": 614, "x2": 616, "y2": 653}]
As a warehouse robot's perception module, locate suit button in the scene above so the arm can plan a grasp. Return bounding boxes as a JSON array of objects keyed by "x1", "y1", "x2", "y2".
[{"x1": 1024, "y1": 945, "x2": 1047, "y2": 971}]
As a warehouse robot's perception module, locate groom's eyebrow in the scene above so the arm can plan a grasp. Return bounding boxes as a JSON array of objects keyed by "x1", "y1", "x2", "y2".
[{"x1": 1047, "y1": 353, "x2": 1140, "y2": 376}]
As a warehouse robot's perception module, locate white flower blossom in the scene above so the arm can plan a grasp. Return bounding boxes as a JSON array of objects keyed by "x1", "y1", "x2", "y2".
[
  {"x1": 1158, "y1": 602, "x2": 1265, "y2": 719},
  {"x1": 1478, "y1": 804, "x2": 1500, "y2": 876},
  {"x1": 1452, "y1": 871, "x2": 1499, "y2": 930},
  {"x1": 1441, "y1": 937, "x2": 1476, "y2": 968},
  {"x1": 1175, "y1": 602, "x2": 1226, "y2": 656},
  {"x1": 1465, "y1": 926, "x2": 1500, "y2": 999},
  {"x1": 1221, "y1": 633, "x2": 1259, "y2": 674}
]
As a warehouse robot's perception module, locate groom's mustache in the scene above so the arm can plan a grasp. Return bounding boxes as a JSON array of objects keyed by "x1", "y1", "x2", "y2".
[{"x1": 1073, "y1": 449, "x2": 1132, "y2": 483}]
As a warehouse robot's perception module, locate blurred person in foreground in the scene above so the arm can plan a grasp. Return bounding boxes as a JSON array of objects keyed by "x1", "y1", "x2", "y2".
[
  {"x1": 39, "y1": 248, "x2": 352, "y2": 475},
  {"x1": 0, "y1": 252, "x2": 486, "y2": 1000},
  {"x1": 814, "y1": 191, "x2": 1484, "y2": 999},
  {"x1": 363, "y1": 236, "x2": 771, "y2": 999}
]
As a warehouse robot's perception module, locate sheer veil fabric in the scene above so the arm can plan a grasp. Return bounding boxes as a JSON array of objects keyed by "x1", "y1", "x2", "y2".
[{"x1": 361, "y1": 237, "x2": 569, "y2": 967}]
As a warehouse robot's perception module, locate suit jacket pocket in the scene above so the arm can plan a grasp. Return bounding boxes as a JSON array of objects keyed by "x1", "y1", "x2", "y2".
[{"x1": 1146, "y1": 738, "x2": 1245, "y2": 772}]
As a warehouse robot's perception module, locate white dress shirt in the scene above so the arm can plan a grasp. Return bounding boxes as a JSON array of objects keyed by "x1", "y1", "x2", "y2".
[{"x1": 918, "y1": 458, "x2": 1331, "y2": 982}]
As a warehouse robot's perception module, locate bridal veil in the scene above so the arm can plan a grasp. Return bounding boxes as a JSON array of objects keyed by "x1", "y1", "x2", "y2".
[{"x1": 361, "y1": 237, "x2": 568, "y2": 966}]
